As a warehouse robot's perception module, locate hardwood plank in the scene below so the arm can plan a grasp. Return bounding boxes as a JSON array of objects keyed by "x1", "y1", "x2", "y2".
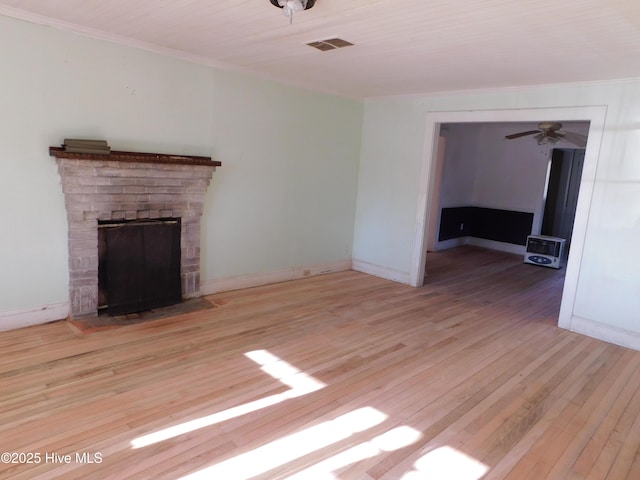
[{"x1": 1, "y1": 246, "x2": 639, "y2": 479}]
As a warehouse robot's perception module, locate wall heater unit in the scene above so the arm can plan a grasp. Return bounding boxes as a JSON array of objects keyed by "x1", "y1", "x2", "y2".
[{"x1": 524, "y1": 235, "x2": 566, "y2": 269}]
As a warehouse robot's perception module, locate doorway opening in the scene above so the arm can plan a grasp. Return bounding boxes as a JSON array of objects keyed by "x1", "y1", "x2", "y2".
[
  {"x1": 541, "y1": 148, "x2": 585, "y2": 250},
  {"x1": 411, "y1": 106, "x2": 607, "y2": 331}
]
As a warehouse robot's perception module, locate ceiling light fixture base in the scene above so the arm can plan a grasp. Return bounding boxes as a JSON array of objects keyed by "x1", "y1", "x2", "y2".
[{"x1": 270, "y1": 0, "x2": 316, "y2": 24}]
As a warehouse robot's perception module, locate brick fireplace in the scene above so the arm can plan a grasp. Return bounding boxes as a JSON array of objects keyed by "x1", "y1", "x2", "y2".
[{"x1": 50, "y1": 147, "x2": 220, "y2": 319}]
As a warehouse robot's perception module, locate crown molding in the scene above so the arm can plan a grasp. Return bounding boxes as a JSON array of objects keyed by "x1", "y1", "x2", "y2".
[
  {"x1": 0, "y1": 5, "x2": 360, "y2": 101},
  {"x1": 0, "y1": 5, "x2": 236, "y2": 70}
]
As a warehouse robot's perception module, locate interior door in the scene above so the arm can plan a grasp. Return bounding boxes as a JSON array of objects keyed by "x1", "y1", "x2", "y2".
[{"x1": 541, "y1": 148, "x2": 585, "y2": 248}]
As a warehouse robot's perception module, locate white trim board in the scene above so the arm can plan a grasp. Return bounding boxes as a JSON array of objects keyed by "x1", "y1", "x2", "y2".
[
  {"x1": 0, "y1": 5, "x2": 228, "y2": 68},
  {"x1": 433, "y1": 236, "x2": 526, "y2": 256},
  {"x1": 0, "y1": 6, "x2": 353, "y2": 100},
  {"x1": 0, "y1": 262, "x2": 352, "y2": 332},
  {"x1": 568, "y1": 316, "x2": 640, "y2": 351},
  {"x1": 201, "y1": 260, "x2": 352, "y2": 295},
  {"x1": 0, "y1": 303, "x2": 69, "y2": 332},
  {"x1": 352, "y1": 259, "x2": 411, "y2": 285},
  {"x1": 466, "y1": 237, "x2": 526, "y2": 256}
]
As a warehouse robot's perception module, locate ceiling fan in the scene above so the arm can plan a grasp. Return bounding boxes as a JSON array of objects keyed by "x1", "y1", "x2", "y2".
[{"x1": 505, "y1": 122, "x2": 587, "y2": 148}]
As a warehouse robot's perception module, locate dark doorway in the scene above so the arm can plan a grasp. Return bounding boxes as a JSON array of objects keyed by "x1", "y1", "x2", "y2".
[
  {"x1": 98, "y1": 219, "x2": 182, "y2": 316},
  {"x1": 541, "y1": 148, "x2": 585, "y2": 248}
]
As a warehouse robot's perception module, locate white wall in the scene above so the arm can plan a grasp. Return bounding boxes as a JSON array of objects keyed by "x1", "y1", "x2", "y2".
[
  {"x1": 352, "y1": 101, "x2": 427, "y2": 282},
  {"x1": 435, "y1": 122, "x2": 590, "y2": 249},
  {"x1": 438, "y1": 125, "x2": 477, "y2": 208},
  {"x1": 353, "y1": 81, "x2": 640, "y2": 349},
  {"x1": 0, "y1": 15, "x2": 363, "y2": 329},
  {"x1": 2, "y1": 13, "x2": 638, "y2": 351},
  {"x1": 204, "y1": 70, "x2": 362, "y2": 285},
  {"x1": 467, "y1": 124, "x2": 552, "y2": 211}
]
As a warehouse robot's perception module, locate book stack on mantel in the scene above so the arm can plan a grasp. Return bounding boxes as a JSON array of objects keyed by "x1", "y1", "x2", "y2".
[{"x1": 63, "y1": 139, "x2": 111, "y2": 155}]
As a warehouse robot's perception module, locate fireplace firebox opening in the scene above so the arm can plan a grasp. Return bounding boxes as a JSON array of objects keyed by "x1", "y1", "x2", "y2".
[
  {"x1": 50, "y1": 146, "x2": 220, "y2": 320},
  {"x1": 98, "y1": 218, "x2": 182, "y2": 316}
]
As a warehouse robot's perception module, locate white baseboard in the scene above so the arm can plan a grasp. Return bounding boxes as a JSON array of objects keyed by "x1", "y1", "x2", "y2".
[
  {"x1": 466, "y1": 237, "x2": 526, "y2": 255},
  {"x1": 201, "y1": 260, "x2": 352, "y2": 295},
  {"x1": 564, "y1": 316, "x2": 640, "y2": 351},
  {"x1": 433, "y1": 237, "x2": 468, "y2": 251},
  {"x1": 351, "y1": 259, "x2": 411, "y2": 285},
  {"x1": 0, "y1": 262, "x2": 352, "y2": 331},
  {"x1": 0, "y1": 303, "x2": 69, "y2": 332},
  {"x1": 433, "y1": 237, "x2": 525, "y2": 256},
  {"x1": 3, "y1": 271, "x2": 635, "y2": 355}
]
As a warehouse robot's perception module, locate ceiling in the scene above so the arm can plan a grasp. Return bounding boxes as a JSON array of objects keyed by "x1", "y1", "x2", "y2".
[{"x1": 1, "y1": 0, "x2": 640, "y2": 99}]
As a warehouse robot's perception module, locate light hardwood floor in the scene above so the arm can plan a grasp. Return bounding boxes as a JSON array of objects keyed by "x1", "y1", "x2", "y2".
[{"x1": 2, "y1": 246, "x2": 640, "y2": 479}]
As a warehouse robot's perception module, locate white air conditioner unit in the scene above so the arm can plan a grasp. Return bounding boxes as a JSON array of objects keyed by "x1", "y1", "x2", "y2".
[{"x1": 524, "y1": 235, "x2": 566, "y2": 269}]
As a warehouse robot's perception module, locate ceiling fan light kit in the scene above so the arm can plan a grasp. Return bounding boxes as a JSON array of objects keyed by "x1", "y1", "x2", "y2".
[
  {"x1": 270, "y1": 0, "x2": 316, "y2": 23},
  {"x1": 505, "y1": 122, "x2": 587, "y2": 148}
]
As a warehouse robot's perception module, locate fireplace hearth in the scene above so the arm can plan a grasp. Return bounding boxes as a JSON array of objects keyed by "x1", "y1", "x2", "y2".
[{"x1": 51, "y1": 147, "x2": 221, "y2": 319}]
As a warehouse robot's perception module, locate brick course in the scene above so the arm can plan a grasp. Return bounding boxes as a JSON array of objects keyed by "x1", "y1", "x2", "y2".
[{"x1": 55, "y1": 156, "x2": 217, "y2": 319}]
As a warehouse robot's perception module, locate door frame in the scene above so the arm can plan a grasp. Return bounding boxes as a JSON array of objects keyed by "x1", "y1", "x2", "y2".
[
  {"x1": 410, "y1": 106, "x2": 607, "y2": 330},
  {"x1": 541, "y1": 147, "x2": 586, "y2": 247}
]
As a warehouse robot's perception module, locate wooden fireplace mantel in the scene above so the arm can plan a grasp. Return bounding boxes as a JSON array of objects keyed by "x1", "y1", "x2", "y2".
[
  {"x1": 51, "y1": 144, "x2": 220, "y2": 319},
  {"x1": 49, "y1": 146, "x2": 221, "y2": 167}
]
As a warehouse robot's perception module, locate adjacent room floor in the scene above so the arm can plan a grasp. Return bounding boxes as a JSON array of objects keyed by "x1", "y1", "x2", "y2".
[{"x1": 1, "y1": 246, "x2": 639, "y2": 479}]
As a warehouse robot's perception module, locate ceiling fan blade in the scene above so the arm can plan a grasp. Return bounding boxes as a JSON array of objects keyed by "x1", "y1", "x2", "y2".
[
  {"x1": 505, "y1": 130, "x2": 540, "y2": 139},
  {"x1": 560, "y1": 131, "x2": 588, "y2": 148}
]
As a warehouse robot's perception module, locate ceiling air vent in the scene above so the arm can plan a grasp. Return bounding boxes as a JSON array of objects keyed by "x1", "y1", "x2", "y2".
[{"x1": 307, "y1": 38, "x2": 354, "y2": 51}]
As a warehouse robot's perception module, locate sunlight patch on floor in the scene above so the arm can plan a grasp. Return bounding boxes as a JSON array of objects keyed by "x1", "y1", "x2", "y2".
[
  {"x1": 177, "y1": 407, "x2": 388, "y2": 480},
  {"x1": 131, "y1": 349, "x2": 325, "y2": 449},
  {"x1": 131, "y1": 393, "x2": 286, "y2": 448},
  {"x1": 245, "y1": 349, "x2": 326, "y2": 395},
  {"x1": 131, "y1": 349, "x2": 438, "y2": 480},
  {"x1": 284, "y1": 425, "x2": 423, "y2": 479},
  {"x1": 400, "y1": 446, "x2": 489, "y2": 480}
]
